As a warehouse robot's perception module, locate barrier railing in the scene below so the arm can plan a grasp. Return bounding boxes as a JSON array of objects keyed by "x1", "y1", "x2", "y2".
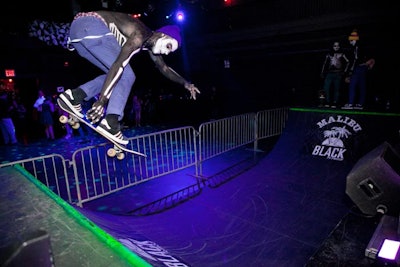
[
  {"x1": 0, "y1": 154, "x2": 72, "y2": 202},
  {"x1": 71, "y1": 126, "x2": 198, "y2": 206},
  {"x1": 0, "y1": 107, "x2": 289, "y2": 207},
  {"x1": 198, "y1": 113, "x2": 255, "y2": 161},
  {"x1": 254, "y1": 107, "x2": 290, "y2": 151}
]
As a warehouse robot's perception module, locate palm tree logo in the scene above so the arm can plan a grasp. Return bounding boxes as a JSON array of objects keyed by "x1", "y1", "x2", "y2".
[{"x1": 321, "y1": 126, "x2": 351, "y2": 147}]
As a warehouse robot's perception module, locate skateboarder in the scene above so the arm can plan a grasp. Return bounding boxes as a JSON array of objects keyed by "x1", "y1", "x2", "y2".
[{"x1": 59, "y1": 11, "x2": 200, "y2": 145}]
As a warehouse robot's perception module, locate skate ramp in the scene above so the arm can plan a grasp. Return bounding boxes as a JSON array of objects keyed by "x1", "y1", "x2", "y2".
[
  {"x1": 75, "y1": 109, "x2": 400, "y2": 266},
  {"x1": 3, "y1": 108, "x2": 400, "y2": 266}
]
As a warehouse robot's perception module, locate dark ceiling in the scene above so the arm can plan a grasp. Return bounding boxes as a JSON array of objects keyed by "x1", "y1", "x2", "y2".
[
  {"x1": 1, "y1": 0, "x2": 399, "y2": 111},
  {"x1": 2, "y1": 0, "x2": 252, "y2": 31},
  {"x1": 1, "y1": 0, "x2": 399, "y2": 75},
  {"x1": 2, "y1": 0, "x2": 398, "y2": 58},
  {"x1": 2, "y1": 0, "x2": 397, "y2": 39}
]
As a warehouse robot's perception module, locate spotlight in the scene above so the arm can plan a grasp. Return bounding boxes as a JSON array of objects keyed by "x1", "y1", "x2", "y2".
[
  {"x1": 224, "y1": 0, "x2": 232, "y2": 5},
  {"x1": 175, "y1": 10, "x2": 185, "y2": 22}
]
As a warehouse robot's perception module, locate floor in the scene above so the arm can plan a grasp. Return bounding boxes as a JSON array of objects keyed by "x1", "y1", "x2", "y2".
[{"x1": 1, "y1": 108, "x2": 400, "y2": 266}]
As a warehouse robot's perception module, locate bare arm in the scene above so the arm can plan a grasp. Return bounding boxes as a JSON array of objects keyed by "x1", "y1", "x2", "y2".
[
  {"x1": 149, "y1": 51, "x2": 200, "y2": 99},
  {"x1": 149, "y1": 51, "x2": 187, "y2": 85}
]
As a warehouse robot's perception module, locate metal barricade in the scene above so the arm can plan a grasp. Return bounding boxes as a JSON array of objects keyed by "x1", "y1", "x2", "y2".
[
  {"x1": 71, "y1": 126, "x2": 198, "y2": 207},
  {"x1": 254, "y1": 107, "x2": 289, "y2": 151},
  {"x1": 0, "y1": 108, "x2": 289, "y2": 207},
  {"x1": 198, "y1": 113, "x2": 256, "y2": 162},
  {"x1": 0, "y1": 154, "x2": 72, "y2": 202}
]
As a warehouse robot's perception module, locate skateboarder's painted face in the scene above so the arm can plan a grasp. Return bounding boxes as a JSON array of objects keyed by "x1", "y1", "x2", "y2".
[{"x1": 152, "y1": 35, "x2": 178, "y2": 55}]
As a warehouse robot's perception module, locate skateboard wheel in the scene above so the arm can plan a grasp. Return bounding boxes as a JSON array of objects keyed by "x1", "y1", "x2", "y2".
[
  {"x1": 59, "y1": 115, "x2": 68, "y2": 124},
  {"x1": 117, "y1": 153, "x2": 125, "y2": 160},
  {"x1": 72, "y1": 122, "x2": 80, "y2": 129},
  {"x1": 107, "y1": 148, "x2": 116, "y2": 157}
]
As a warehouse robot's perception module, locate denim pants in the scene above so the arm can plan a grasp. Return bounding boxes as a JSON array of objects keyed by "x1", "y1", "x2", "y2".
[
  {"x1": 69, "y1": 16, "x2": 135, "y2": 120},
  {"x1": 348, "y1": 65, "x2": 368, "y2": 105},
  {"x1": 0, "y1": 118, "x2": 17, "y2": 144}
]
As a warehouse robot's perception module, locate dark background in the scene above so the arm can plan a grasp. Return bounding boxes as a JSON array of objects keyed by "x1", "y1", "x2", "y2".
[{"x1": 1, "y1": 0, "x2": 399, "y2": 124}]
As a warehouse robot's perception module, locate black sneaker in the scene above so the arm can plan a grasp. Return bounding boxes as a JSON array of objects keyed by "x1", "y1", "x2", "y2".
[
  {"x1": 96, "y1": 118, "x2": 129, "y2": 145},
  {"x1": 59, "y1": 89, "x2": 84, "y2": 118}
]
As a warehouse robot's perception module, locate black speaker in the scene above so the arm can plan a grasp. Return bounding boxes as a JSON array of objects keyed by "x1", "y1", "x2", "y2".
[{"x1": 346, "y1": 142, "x2": 400, "y2": 216}]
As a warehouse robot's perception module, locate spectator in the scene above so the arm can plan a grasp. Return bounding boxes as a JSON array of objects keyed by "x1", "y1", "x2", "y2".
[
  {"x1": 0, "y1": 82, "x2": 18, "y2": 145},
  {"x1": 33, "y1": 90, "x2": 46, "y2": 110},
  {"x1": 342, "y1": 29, "x2": 375, "y2": 110},
  {"x1": 131, "y1": 95, "x2": 143, "y2": 127},
  {"x1": 11, "y1": 93, "x2": 28, "y2": 144},
  {"x1": 320, "y1": 41, "x2": 349, "y2": 108},
  {"x1": 37, "y1": 94, "x2": 55, "y2": 140}
]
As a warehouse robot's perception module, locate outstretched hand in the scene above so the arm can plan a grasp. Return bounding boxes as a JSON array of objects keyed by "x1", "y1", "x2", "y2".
[
  {"x1": 185, "y1": 83, "x2": 200, "y2": 100},
  {"x1": 86, "y1": 99, "x2": 106, "y2": 124}
]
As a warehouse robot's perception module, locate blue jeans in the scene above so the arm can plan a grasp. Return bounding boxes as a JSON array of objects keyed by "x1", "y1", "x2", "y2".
[
  {"x1": 0, "y1": 118, "x2": 17, "y2": 144},
  {"x1": 69, "y1": 16, "x2": 135, "y2": 120},
  {"x1": 348, "y1": 65, "x2": 368, "y2": 105}
]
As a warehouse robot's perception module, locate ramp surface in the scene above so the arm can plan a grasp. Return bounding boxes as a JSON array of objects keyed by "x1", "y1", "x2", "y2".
[
  {"x1": 78, "y1": 109, "x2": 400, "y2": 266},
  {"x1": 2, "y1": 108, "x2": 399, "y2": 266},
  {"x1": 0, "y1": 166, "x2": 150, "y2": 267}
]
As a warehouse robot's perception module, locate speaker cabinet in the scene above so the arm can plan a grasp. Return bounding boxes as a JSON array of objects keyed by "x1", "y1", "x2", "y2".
[{"x1": 346, "y1": 142, "x2": 400, "y2": 216}]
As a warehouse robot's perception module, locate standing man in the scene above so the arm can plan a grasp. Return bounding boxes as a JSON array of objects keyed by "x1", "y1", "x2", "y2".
[
  {"x1": 0, "y1": 82, "x2": 18, "y2": 145},
  {"x1": 320, "y1": 41, "x2": 349, "y2": 108},
  {"x1": 59, "y1": 11, "x2": 200, "y2": 145},
  {"x1": 342, "y1": 29, "x2": 375, "y2": 110}
]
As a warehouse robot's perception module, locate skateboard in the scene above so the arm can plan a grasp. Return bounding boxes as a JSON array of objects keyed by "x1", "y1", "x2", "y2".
[{"x1": 57, "y1": 98, "x2": 147, "y2": 160}]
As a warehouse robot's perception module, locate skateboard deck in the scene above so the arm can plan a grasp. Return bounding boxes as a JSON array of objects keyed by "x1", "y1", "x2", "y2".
[{"x1": 57, "y1": 98, "x2": 147, "y2": 159}]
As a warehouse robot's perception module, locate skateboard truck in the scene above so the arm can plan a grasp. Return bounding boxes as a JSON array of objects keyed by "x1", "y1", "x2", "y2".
[
  {"x1": 107, "y1": 145, "x2": 127, "y2": 160},
  {"x1": 57, "y1": 98, "x2": 147, "y2": 159},
  {"x1": 59, "y1": 114, "x2": 80, "y2": 129}
]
